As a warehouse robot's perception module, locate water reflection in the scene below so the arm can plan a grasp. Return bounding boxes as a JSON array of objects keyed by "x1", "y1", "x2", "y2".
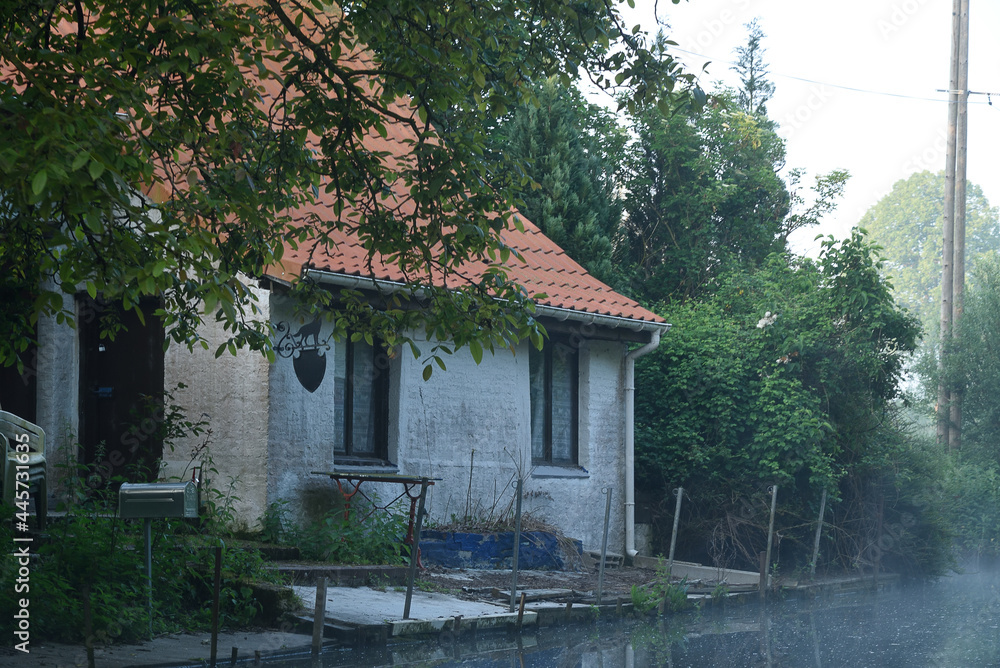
[{"x1": 271, "y1": 572, "x2": 1000, "y2": 667}]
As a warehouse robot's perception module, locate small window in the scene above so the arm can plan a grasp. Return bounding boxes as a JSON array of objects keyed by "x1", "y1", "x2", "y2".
[
  {"x1": 333, "y1": 337, "x2": 390, "y2": 463},
  {"x1": 529, "y1": 338, "x2": 578, "y2": 465}
]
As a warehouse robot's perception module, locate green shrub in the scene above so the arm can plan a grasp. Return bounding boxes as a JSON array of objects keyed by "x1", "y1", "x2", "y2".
[{"x1": 262, "y1": 497, "x2": 408, "y2": 565}]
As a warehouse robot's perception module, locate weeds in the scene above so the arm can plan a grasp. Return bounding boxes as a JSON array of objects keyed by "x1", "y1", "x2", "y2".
[
  {"x1": 0, "y1": 403, "x2": 277, "y2": 644},
  {"x1": 261, "y1": 496, "x2": 408, "y2": 565},
  {"x1": 711, "y1": 582, "x2": 730, "y2": 601},
  {"x1": 629, "y1": 558, "x2": 690, "y2": 615},
  {"x1": 415, "y1": 579, "x2": 460, "y2": 595}
]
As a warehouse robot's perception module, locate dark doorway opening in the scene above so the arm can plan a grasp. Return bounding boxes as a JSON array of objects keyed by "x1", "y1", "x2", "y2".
[
  {"x1": 78, "y1": 295, "x2": 165, "y2": 486},
  {"x1": 0, "y1": 334, "x2": 37, "y2": 423}
]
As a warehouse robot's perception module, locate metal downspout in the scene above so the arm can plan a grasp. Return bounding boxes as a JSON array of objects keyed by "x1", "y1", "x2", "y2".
[{"x1": 624, "y1": 329, "x2": 663, "y2": 559}]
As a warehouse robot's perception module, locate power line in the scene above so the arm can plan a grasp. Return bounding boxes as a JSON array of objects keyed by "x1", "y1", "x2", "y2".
[{"x1": 672, "y1": 46, "x2": 998, "y2": 105}]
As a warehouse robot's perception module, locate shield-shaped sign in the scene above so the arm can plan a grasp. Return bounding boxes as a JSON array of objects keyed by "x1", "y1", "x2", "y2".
[{"x1": 293, "y1": 348, "x2": 327, "y2": 393}]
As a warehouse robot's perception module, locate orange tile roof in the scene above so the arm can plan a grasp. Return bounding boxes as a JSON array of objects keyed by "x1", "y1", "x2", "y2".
[
  {"x1": 254, "y1": 27, "x2": 664, "y2": 328},
  {"x1": 270, "y1": 204, "x2": 665, "y2": 327}
]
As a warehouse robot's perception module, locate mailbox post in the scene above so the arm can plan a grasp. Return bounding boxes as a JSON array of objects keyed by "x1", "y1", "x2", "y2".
[{"x1": 119, "y1": 482, "x2": 199, "y2": 638}]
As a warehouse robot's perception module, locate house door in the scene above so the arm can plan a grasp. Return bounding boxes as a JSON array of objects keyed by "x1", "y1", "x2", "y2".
[{"x1": 78, "y1": 296, "x2": 164, "y2": 485}]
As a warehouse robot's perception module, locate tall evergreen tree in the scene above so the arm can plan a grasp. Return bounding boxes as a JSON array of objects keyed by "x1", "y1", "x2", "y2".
[
  {"x1": 732, "y1": 19, "x2": 776, "y2": 117},
  {"x1": 492, "y1": 79, "x2": 627, "y2": 285},
  {"x1": 620, "y1": 89, "x2": 791, "y2": 302}
]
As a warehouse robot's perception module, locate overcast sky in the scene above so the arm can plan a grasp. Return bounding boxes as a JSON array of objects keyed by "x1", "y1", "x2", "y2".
[{"x1": 618, "y1": 0, "x2": 1000, "y2": 256}]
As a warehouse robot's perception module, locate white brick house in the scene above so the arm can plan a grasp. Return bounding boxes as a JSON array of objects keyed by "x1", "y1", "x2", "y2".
[{"x1": 11, "y1": 36, "x2": 669, "y2": 557}]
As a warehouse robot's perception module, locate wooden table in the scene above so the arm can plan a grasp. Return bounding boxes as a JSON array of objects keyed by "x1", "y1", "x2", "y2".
[{"x1": 313, "y1": 471, "x2": 442, "y2": 618}]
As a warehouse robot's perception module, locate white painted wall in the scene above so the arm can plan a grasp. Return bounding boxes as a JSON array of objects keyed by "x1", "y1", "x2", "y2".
[
  {"x1": 263, "y1": 307, "x2": 629, "y2": 553},
  {"x1": 393, "y1": 333, "x2": 531, "y2": 529},
  {"x1": 34, "y1": 290, "x2": 80, "y2": 505},
  {"x1": 266, "y1": 295, "x2": 344, "y2": 520},
  {"x1": 162, "y1": 284, "x2": 271, "y2": 526},
  {"x1": 520, "y1": 339, "x2": 627, "y2": 552}
]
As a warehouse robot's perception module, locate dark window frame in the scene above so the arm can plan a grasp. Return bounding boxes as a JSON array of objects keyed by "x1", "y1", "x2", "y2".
[
  {"x1": 530, "y1": 338, "x2": 579, "y2": 466},
  {"x1": 334, "y1": 336, "x2": 391, "y2": 465}
]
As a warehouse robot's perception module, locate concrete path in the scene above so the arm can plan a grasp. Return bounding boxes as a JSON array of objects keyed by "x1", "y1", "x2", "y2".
[
  {"x1": 6, "y1": 630, "x2": 311, "y2": 667},
  {"x1": 294, "y1": 584, "x2": 513, "y2": 625}
]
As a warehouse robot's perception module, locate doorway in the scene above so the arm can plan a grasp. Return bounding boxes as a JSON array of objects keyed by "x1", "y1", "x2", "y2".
[{"x1": 78, "y1": 295, "x2": 165, "y2": 486}]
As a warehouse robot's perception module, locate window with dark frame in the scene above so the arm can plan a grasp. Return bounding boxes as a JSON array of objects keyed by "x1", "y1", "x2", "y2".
[
  {"x1": 333, "y1": 336, "x2": 390, "y2": 464},
  {"x1": 529, "y1": 338, "x2": 579, "y2": 465}
]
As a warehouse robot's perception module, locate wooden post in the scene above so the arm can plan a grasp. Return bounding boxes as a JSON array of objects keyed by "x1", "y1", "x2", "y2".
[
  {"x1": 873, "y1": 495, "x2": 884, "y2": 587},
  {"x1": 509, "y1": 477, "x2": 523, "y2": 613},
  {"x1": 667, "y1": 487, "x2": 683, "y2": 578},
  {"x1": 758, "y1": 551, "x2": 767, "y2": 600},
  {"x1": 145, "y1": 518, "x2": 153, "y2": 639},
  {"x1": 596, "y1": 486, "x2": 612, "y2": 605},
  {"x1": 404, "y1": 479, "x2": 430, "y2": 620},
  {"x1": 938, "y1": 0, "x2": 962, "y2": 446},
  {"x1": 763, "y1": 485, "x2": 778, "y2": 590},
  {"x1": 312, "y1": 577, "x2": 327, "y2": 654},
  {"x1": 210, "y1": 545, "x2": 222, "y2": 667},
  {"x1": 809, "y1": 489, "x2": 827, "y2": 579},
  {"x1": 950, "y1": 0, "x2": 970, "y2": 450},
  {"x1": 83, "y1": 583, "x2": 95, "y2": 668}
]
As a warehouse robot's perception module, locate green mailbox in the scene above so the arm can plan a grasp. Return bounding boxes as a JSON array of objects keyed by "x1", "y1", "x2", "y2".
[{"x1": 119, "y1": 481, "x2": 199, "y2": 519}]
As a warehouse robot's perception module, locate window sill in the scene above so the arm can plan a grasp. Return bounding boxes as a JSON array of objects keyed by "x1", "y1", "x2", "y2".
[
  {"x1": 531, "y1": 465, "x2": 590, "y2": 479},
  {"x1": 331, "y1": 463, "x2": 399, "y2": 475}
]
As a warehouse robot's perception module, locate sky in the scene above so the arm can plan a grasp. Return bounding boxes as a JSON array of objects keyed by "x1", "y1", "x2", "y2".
[{"x1": 617, "y1": 0, "x2": 1000, "y2": 256}]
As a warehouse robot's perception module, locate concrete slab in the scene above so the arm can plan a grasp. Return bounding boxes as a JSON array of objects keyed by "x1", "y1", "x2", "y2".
[
  {"x1": 294, "y1": 585, "x2": 514, "y2": 627},
  {"x1": 633, "y1": 556, "x2": 761, "y2": 586},
  {"x1": 388, "y1": 611, "x2": 536, "y2": 637}
]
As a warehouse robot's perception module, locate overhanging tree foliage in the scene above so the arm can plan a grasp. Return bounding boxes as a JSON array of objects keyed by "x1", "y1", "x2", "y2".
[{"x1": 0, "y1": 0, "x2": 702, "y2": 370}]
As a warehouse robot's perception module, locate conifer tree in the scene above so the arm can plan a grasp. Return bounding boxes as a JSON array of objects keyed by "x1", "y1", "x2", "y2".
[{"x1": 732, "y1": 19, "x2": 776, "y2": 117}]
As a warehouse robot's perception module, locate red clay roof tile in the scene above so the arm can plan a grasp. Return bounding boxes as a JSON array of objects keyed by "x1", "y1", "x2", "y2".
[{"x1": 263, "y1": 39, "x2": 663, "y2": 327}]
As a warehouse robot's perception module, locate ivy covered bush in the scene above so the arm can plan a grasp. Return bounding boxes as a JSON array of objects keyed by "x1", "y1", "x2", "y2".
[{"x1": 633, "y1": 233, "x2": 955, "y2": 575}]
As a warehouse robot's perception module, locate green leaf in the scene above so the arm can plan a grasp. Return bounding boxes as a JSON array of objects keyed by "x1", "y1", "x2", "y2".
[
  {"x1": 71, "y1": 152, "x2": 90, "y2": 171},
  {"x1": 88, "y1": 160, "x2": 105, "y2": 181},
  {"x1": 469, "y1": 339, "x2": 483, "y2": 365},
  {"x1": 422, "y1": 365, "x2": 433, "y2": 381},
  {"x1": 31, "y1": 170, "x2": 47, "y2": 196}
]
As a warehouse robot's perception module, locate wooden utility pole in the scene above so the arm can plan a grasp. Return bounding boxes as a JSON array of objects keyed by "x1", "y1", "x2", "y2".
[
  {"x1": 938, "y1": 0, "x2": 969, "y2": 449},
  {"x1": 949, "y1": 0, "x2": 970, "y2": 450}
]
